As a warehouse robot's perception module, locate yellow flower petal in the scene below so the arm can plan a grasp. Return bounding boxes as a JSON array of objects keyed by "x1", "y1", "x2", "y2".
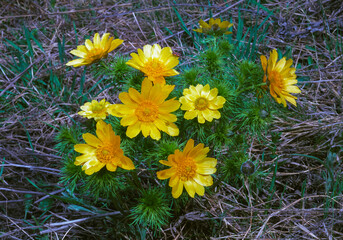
[
  {"x1": 159, "y1": 99, "x2": 180, "y2": 112},
  {"x1": 199, "y1": 19, "x2": 209, "y2": 28},
  {"x1": 157, "y1": 168, "x2": 176, "y2": 180},
  {"x1": 120, "y1": 115, "x2": 138, "y2": 126},
  {"x1": 119, "y1": 156, "x2": 135, "y2": 170},
  {"x1": 159, "y1": 160, "x2": 173, "y2": 167},
  {"x1": 109, "y1": 39, "x2": 124, "y2": 52},
  {"x1": 184, "y1": 181, "x2": 196, "y2": 198},
  {"x1": 197, "y1": 113, "x2": 205, "y2": 124},
  {"x1": 183, "y1": 139, "x2": 194, "y2": 155},
  {"x1": 85, "y1": 39, "x2": 94, "y2": 50},
  {"x1": 75, "y1": 154, "x2": 94, "y2": 165},
  {"x1": 196, "y1": 157, "x2": 217, "y2": 167},
  {"x1": 106, "y1": 163, "x2": 117, "y2": 172},
  {"x1": 100, "y1": 33, "x2": 110, "y2": 48},
  {"x1": 82, "y1": 133, "x2": 102, "y2": 147},
  {"x1": 193, "y1": 174, "x2": 213, "y2": 186},
  {"x1": 172, "y1": 180, "x2": 184, "y2": 198},
  {"x1": 74, "y1": 144, "x2": 95, "y2": 154},
  {"x1": 201, "y1": 109, "x2": 214, "y2": 122},
  {"x1": 184, "y1": 110, "x2": 198, "y2": 120},
  {"x1": 150, "y1": 124, "x2": 161, "y2": 140},
  {"x1": 70, "y1": 49, "x2": 87, "y2": 58},
  {"x1": 194, "y1": 182, "x2": 205, "y2": 196},
  {"x1": 169, "y1": 175, "x2": 179, "y2": 187},
  {"x1": 196, "y1": 167, "x2": 216, "y2": 174},
  {"x1": 93, "y1": 33, "x2": 100, "y2": 49},
  {"x1": 141, "y1": 122, "x2": 151, "y2": 137},
  {"x1": 166, "y1": 122, "x2": 179, "y2": 136},
  {"x1": 126, "y1": 121, "x2": 141, "y2": 138},
  {"x1": 66, "y1": 59, "x2": 86, "y2": 67}
]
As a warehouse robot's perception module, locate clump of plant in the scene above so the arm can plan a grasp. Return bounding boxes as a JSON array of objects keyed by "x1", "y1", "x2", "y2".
[{"x1": 56, "y1": 17, "x2": 302, "y2": 234}]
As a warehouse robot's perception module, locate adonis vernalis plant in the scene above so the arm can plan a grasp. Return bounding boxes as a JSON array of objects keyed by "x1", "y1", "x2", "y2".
[
  {"x1": 78, "y1": 99, "x2": 112, "y2": 121},
  {"x1": 56, "y1": 15, "x2": 305, "y2": 235},
  {"x1": 126, "y1": 44, "x2": 179, "y2": 85},
  {"x1": 66, "y1": 33, "x2": 123, "y2": 67},
  {"x1": 193, "y1": 18, "x2": 233, "y2": 37},
  {"x1": 108, "y1": 78, "x2": 180, "y2": 140},
  {"x1": 74, "y1": 120, "x2": 135, "y2": 175},
  {"x1": 261, "y1": 49, "x2": 301, "y2": 107},
  {"x1": 157, "y1": 139, "x2": 217, "y2": 198},
  {"x1": 179, "y1": 84, "x2": 226, "y2": 124}
]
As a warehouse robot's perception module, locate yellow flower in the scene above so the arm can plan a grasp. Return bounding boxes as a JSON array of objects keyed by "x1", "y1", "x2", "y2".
[
  {"x1": 78, "y1": 99, "x2": 112, "y2": 121},
  {"x1": 261, "y1": 49, "x2": 301, "y2": 107},
  {"x1": 179, "y1": 84, "x2": 226, "y2": 124},
  {"x1": 74, "y1": 120, "x2": 135, "y2": 175},
  {"x1": 126, "y1": 44, "x2": 179, "y2": 85},
  {"x1": 157, "y1": 139, "x2": 217, "y2": 198},
  {"x1": 108, "y1": 78, "x2": 180, "y2": 140},
  {"x1": 193, "y1": 18, "x2": 233, "y2": 37},
  {"x1": 66, "y1": 33, "x2": 123, "y2": 67}
]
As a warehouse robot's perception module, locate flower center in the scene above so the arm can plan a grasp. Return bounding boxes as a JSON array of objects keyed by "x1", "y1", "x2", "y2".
[
  {"x1": 195, "y1": 97, "x2": 209, "y2": 110},
  {"x1": 91, "y1": 104, "x2": 107, "y2": 114},
  {"x1": 177, "y1": 157, "x2": 197, "y2": 181},
  {"x1": 135, "y1": 101, "x2": 159, "y2": 122},
  {"x1": 141, "y1": 59, "x2": 165, "y2": 77},
  {"x1": 87, "y1": 48, "x2": 107, "y2": 62},
  {"x1": 96, "y1": 144, "x2": 121, "y2": 164},
  {"x1": 211, "y1": 23, "x2": 219, "y2": 31},
  {"x1": 268, "y1": 71, "x2": 283, "y2": 89}
]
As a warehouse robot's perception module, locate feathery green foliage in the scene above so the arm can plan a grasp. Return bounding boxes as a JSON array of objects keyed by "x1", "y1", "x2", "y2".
[{"x1": 130, "y1": 188, "x2": 172, "y2": 230}]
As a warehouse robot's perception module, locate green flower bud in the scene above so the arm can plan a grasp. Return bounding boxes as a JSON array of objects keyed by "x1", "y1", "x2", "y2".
[
  {"x1": 259, "y1": 109, "x2": 269, "y2": 119},
  {"x1": 240, "y1": 160, "x2": 255, "y2": 176}
]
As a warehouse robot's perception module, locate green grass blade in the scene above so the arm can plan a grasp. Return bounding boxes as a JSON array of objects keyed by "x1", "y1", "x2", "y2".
[
  {"x1": 73, "y1": 21, "x2": 78, "y2": 45},
  {"x1": 57, "y1": 36, "x2": 66, "y2": 64},
  {"x1": 4, "y1": 38, "x2": 24, "y2": 53},
  {"x1": 172, "y1": 3, "x2": 191, "y2": 37},
  {"x1": 23, "y1": 25, "x2": 34, "y2": 57}
]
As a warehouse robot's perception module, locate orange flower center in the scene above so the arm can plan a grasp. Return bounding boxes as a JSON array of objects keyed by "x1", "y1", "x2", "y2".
[
  {"x1": 195, "y1": 97, "x2": 208, "y2": 110},
  {"x1": 96, "y1": 144, "x2": 122, "y2": 164},
  {"x1": 177, "y1": 157, "x2": 197, "y2": 181},
  {"x1": 141, "y1": 59, "x2": 165, "y2": 77},
  {"x1": 135, "y1": 101, "x2": 159, "y2": 122},
  {"x1": 269, "y1": 71, "x2": 283, "y2": 89}
]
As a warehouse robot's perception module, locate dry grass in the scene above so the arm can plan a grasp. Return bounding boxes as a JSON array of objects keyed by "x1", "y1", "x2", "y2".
[{"x1": 1, "y1": 0, "x2": 343, "y2": 239}]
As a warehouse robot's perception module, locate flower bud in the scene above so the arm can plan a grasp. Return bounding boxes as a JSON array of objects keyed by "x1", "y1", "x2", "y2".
[
  {"x1": 240, "y1": 160, "x2": 255, "y2": 176},
  {"x1": 259, "y1": 109, "x2": 269, "y2": 119}
]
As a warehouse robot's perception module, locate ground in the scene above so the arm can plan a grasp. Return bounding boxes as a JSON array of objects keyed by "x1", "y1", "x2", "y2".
[{"x1": 0, "y1": 0, "x2": 343, "y2": 239}]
